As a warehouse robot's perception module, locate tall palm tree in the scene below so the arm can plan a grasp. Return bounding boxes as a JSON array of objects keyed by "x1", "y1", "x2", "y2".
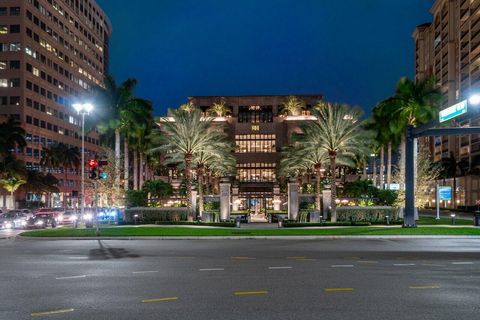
[
  {"x1": 303, "y1": 103, "x2": 368, "y2": 222},
  {"x1": 60, "y1": 144, "x2": 80, "y2": 208},
  {"x1": 280, "y1": 96, "x2": 305, "y2": 116},
  {"x1": 150, "y1": 108, "x2": 230, "y2": 221},
  {"x1": 96, "y1": 76, "x2": 149, "y2": 189},
  {"x1": 378, "y1": 77, "x2": 441, "y2": 175}
]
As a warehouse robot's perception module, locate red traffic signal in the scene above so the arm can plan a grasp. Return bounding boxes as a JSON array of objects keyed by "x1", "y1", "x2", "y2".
[{"x1": 88, "y1": 159, "x2": 98, "y2": 169}]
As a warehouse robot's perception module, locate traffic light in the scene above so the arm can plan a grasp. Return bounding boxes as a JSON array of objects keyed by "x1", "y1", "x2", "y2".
[
  {"x1": 88, "y1": 159, "x2": 98, "y2": 180},
  {"x1": 98, "y1": 160, "x2": 108, "y2": 180}
]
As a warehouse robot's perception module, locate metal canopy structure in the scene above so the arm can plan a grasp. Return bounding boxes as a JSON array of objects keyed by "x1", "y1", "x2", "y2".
[{"x1": 404, "y1": 124, "x2": 480, "y2": 227}]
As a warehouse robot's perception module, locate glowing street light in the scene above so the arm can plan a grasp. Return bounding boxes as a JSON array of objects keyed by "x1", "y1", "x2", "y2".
[
  {"x1": 72, "y1": 103, "x2": 94, "y2": 227},
  {"x1": 468, "y1": 94, "x2": 480, "y2": 106}
]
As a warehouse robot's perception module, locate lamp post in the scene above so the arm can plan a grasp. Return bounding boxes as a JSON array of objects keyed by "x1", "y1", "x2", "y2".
[{"x1": 73, "y1": 103, "x2": 93, "y2": 227}]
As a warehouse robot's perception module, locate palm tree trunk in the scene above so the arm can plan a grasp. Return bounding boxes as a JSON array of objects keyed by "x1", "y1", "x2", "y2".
[
  {"x1": 453, "y1": 175, "x2": 457, "y2": 209},
  {"x1": 315, "y1": 164, "x2": 322, "y2": 211},
  {"x1": 124, "y1": 140, "x2": 129, "y2": 190},
  {"x1": 330, "y1": 153, "x2": 337, "y2": 222},
  {"x1": 379, "y1": 146, "x2": 385, "y2": 189},
  {"x1": 64, "y1": 168, "x2": 68, "y2": 209},
  {"x1": 387, "y1": 142, "x2": 392, "y2": 187},
  {"x1": 362, "y1": 161, "x2": 367, "y2": 180},
  {"x1": 400, "y1": 134, "x2": 406, "y2": 190},
  {"x1": 185, "y1": 153, "x2": 193, "y2": 222},
  {"x1": 133, "y1": 151, "x2": 138, "y2": 190},
  {"x1": 11, "y1": 191, "x2": 15, "y2": 209},
  {"x1": 372, "y1": 156, "x2": 377, "y2": 187},
  {"x1": 139, "y1": 152, "x2": 144, "y2": 189},
  {"x1": 198, "y1": 165, "x2": 204, "y2": 217},
  {"x1": 115, "y1": 129, "x2": 121, "y2": 188}
]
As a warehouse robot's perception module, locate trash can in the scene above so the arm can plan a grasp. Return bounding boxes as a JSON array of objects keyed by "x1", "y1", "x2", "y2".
[
  {"x1": 474, "y1": 212, "x2": 480, "y2": 227},
  {"x1": 278, "y1": 219, "x2": 283, "y2": 228}
]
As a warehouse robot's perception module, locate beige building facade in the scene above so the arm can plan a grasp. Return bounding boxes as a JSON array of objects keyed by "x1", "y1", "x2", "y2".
[
  {"x1": 414, "y1": 0, "x2": 480, "y2": 207},
  {"x1": 0, "y1": 0, "x2": 111, "y2": 208}
]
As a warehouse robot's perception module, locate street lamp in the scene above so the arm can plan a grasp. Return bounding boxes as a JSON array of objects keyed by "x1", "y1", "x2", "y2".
[
  {"x1": 73, "y1": 103, "x2": 94, "y2": 227},
  {"x1": 468, "y1": 94, "x2": 480, "y2": 106}
]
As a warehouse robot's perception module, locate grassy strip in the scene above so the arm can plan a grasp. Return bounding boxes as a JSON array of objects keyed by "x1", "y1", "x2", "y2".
[
  {"x1": 20, "y1": 226, "x2": 480, "y2": 237},
  {"x1": 417, "y1": 216, "x2": 472, "y2": 226}
]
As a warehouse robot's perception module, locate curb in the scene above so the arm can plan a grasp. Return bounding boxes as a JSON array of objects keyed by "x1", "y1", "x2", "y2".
[{"x1": 16, "y1": 235, "x2": 480, "y2": 241}]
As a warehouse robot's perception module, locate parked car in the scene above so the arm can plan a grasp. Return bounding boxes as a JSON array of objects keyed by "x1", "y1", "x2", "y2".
[
  {"x1": 60, "y1": 210, "x2": 78, "y2": 225},
  {"x1": 26, "y1": 213, "x2": 57, "y2": 229},
  {"x1": 33, "y1": 208, "x2": 65, "y2": 222},
  {"x1": 0, "y1": 211, "x2": 29, "y2": 229}
]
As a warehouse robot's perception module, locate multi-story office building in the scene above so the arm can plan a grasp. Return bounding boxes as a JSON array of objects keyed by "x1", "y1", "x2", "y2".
[
  {"x1": 414, "y1": 0, "x2": 480, "y2": 206},
  {"x1": 0, "y1": 0, "x2": 111, "y2": 208},
  {"x1": 186, "y1": 95, "x2": 323, "y2": 214}
]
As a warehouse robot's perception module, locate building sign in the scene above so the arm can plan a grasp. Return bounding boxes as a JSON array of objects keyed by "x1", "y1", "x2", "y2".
[
  {"x1": 439, "y1": 100, "x2": 468, "y2": 123},
  {"x1": 385, "y1": 183, "x2": 400, "y2": 190},
  {"x1": 438, "y1": 186, "x2": 452, "y2": 201}
]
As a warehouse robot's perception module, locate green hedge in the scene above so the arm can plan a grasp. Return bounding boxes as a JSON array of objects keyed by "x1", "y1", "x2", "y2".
[
  {"x1": 283, "y1": 221, "x2": 371, "y2": 228},
  {"x1": 125, "y1": 208, "x2": 188, "y2": 224},
  {"x1": 155, "y1": 221, "x2": 235, "y2": 227},
  {"x1": 336, "y1": 206, "x2": 400, "y2": 223}
]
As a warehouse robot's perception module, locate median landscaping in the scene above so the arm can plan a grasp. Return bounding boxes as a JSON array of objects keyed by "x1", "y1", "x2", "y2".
[{"x1": 20, "y1": 224, "x2": 480, "y2": 237}]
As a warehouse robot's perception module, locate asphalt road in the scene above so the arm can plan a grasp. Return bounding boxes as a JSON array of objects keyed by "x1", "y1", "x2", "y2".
[{"x1": 1, "y1": 238, "x2": 479, "y2": 320}]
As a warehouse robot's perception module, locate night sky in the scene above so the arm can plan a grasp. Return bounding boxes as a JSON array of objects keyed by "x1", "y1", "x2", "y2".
[{"x1": 96, "y1": 0, "x2": 434, "y2": 116}]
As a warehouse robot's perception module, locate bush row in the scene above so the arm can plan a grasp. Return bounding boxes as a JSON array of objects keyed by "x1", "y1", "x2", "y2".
[
  {"x1": 336, "y1": 207, "x2": 400, "y2": 223},
  {"x1": 283, "y1": 220, "x2": 371, "y2": 228},
  {"x1": 125, "y1": 208, "x2": 188, "y2": 224},
  {"x1": 154, "y1": 221, "x2": 235, "y2": 227}
]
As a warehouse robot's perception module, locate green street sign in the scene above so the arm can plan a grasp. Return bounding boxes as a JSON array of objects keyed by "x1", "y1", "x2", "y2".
[{"x1": 439, "y1": 100, "x2": 468, "y2": 123}]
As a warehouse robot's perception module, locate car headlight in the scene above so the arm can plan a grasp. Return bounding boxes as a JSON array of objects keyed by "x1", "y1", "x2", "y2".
[
  {"x1": 58, "y1": 215, "x2": 63, "y2": 221},
  {"x1": 71, "y1": 215, "x2": 78, "y2": 221},
  {"x1": 21, "y1": 221, "x2": 27, "y2": 226},
  {"x1": 83, "y1": 214, "x2": 92, "y2": 220},
  {"x1": 36, "y1": 220, "x2": 44, "y2": 225},
  {"x1": 5, "y1": 223, "x2": 13, "y2": 229}
]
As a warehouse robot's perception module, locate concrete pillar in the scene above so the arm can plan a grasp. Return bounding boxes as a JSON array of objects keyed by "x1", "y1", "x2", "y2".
[
  {"x1": 232, "y1": 186, "x2": 239, "y2": 211},
  {"x1": 288, "y1": 181, "x2": 299, "y2": 220},
  {"x1": 322, "y1": 190, "x2": 331, "y2": 219},
  {"x1": 220, "y1": 178, "x2": 231, "y2": 221},
  {"x1": 273, "y1": 185, "x2": 281, "y2": 211}
]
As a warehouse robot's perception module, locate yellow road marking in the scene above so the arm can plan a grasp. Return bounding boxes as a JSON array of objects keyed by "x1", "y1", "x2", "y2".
[
  {"x1": 231, "y1": 256, "x2": 256, "y2": 260},
  {"x1": 175, "y1": 256, "x2": 194, "y2": 259},
  {"x1": 409, "y1": 285, "x2": 440, "y2": 289},
  {"x1": 345, "y1": 257, "x2": 361, "y2": 260},
  {"x1": 31, "y1": 309, "x2": 74, "y2": 317},
  {"x1": 357, "y1": 261, "x2": 378, "y2": 264},
  {"x1": 234, "y1": 291, "x2": 268, "y2": 296},
  {"x1": 295, "y1": 258, "x2": 316, "y2": 261},
  {"x1": 142, "y1": 297, "x2": 178, "y2": 303},
  {"x1": 287, "y1": 256, "x2": 305, "y2": 259},
  {"x1": 325, "y1": 288, "x2": 354, "y2": 292}
]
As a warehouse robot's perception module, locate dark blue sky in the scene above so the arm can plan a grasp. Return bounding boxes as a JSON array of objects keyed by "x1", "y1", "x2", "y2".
[{"x1": 97, "y1": 0, "x2": 434, "y2": 116}]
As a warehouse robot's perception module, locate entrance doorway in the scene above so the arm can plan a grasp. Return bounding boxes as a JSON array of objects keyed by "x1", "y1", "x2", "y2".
[{"x1": 237, "y1": 196, "x2": 273, "y2": 223}]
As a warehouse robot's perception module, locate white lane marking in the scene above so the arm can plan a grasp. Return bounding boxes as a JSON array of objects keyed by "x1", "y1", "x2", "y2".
[
  {"x1": 199, "y1": 268, "x2": 225, "y2": 271},
  {"x1": 331, "y1": 265, "x2": 354, "y2": 268},
  {"x1": 56, "y1": 275, "x2": 87, "y2": 280},
  {"x1": 393, "y1": 263, "x2": 416, "y2": 266},
  {"x1": 452, "y1": 262, "x2": 474, "y2": 265},
  {"x1": 268, "y1": 266, "x2": 293, "y2": 270},
  {"x1": 421, "y1": 264, "x2": 446, "y2": 267},
  {"x1": 132, "y1": 270, "x2": 159, "y2": 274},
  {"x1": 68, "y1": 256, "x2": 88, "y2": 260}
]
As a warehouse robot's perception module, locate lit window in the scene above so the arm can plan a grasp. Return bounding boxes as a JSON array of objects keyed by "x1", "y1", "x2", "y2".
[
  {"x1": 0, "y1": 26, "x2": 7, "y2": 34},
  {"x1": 0, "y1": 61, "x2": 6, "y2": 70},
  {"x1": 32, "y1": 67, "x2": 40, "y2": 77},
  {"x1": 0, "y1": 79, "x2": 7, "y2": 87}
]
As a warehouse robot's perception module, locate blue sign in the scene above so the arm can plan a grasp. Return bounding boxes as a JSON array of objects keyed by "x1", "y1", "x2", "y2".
[
  {"x1": 439, "y1": 186, "x2": 452, "y2": 201},
  {"x1": 439, "y1": 100, "x2": 468, "y2": 123}
]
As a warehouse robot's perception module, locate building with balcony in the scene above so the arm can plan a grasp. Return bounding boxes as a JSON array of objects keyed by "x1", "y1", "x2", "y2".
[
  {"x1": 414, "y1": 0, "x2": 480, "y2": 206},
  {"x1": 0, "y1": 0, "x2": 111, "y2": 208}
]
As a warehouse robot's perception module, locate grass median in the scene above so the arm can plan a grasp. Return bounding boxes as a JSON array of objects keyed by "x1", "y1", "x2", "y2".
[{"x1": 20, "y1": 225, "x2": 480, "y2": 237}]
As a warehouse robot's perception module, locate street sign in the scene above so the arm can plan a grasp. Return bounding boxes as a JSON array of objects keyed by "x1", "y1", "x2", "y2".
[
  {"x1": 439, "y1": 186, "x2": 452, "y2": 201},
  {"x1": 439, "y1": 100, "x2": 468, "y2": 123},
  {"x1": 385, "y1": 183, "x2": 400, "y2": 190}
]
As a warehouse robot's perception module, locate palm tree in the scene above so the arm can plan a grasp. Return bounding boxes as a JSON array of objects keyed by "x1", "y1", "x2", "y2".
[
  {"x1": 150, "y1": 108, "x2": 231, "y2": 221},
  {"x1": 0, "y1": 117, "x2": 26, "y2": 159},
  {"x1": 303, "y1": 103, "x2": 368, "y2": 222},
  {"x1": 96, "y1": 76, "x2": 150, "y2": 189},
  {"x1": 280, "y1": 96, "x2": 305, "y2": 116},
  {"x1": 0, "y1": 176, "x2": 26, "y2": 209},
  {"x1": 23, "y1": 170, "x2": 59, "y2": 206},
  {"x1": 179, "y1": 101, "x2": 196, "y2": 113},
  {"x1": 208, "y1": 99, "x2": 231, "y2": 117},
  {"x1": 378, "y1": 77, "x2": 442, "y2": 175},
  {"x1": 60, "y1": 144, "x2": 81, "y2": 208}
]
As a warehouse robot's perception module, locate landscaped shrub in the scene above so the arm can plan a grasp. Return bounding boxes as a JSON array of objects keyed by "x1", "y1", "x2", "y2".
[
  {"x1": 204, "y1": 201, "x2": 220, "y2": 211},
  {"x1": 336, "y1": 206, "x2": 400, "y2": 223},
  {"x1": 300, "y1": 202, "x2": 315, "y2": 210},
  {"x1": 283, "y1": 221, "x2": 371, "y2": 228},
  {"x1": 125, "y1": 208, "x2": 188, "y2": 224},
  {"x1": 126, "y1": 190, "x2": 148, "y2": 208}
]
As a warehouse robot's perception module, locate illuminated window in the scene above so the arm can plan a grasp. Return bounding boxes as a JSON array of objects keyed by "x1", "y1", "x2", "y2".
[
  {"x1": 0, "y1": 26, "x2": 7, "y2": 34},
  {"x1": 0, "y1": 61, "x2": 5, "y2": 70},
  {"x1": 235, "y1": 134, "x2": 276, "y2": 153},
  {"x1": 236, "y1": 163, "x2": 276, "y2": 182},
  {"x1": 0, "y1": 79, "x2": 7, "y2": 87}
]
